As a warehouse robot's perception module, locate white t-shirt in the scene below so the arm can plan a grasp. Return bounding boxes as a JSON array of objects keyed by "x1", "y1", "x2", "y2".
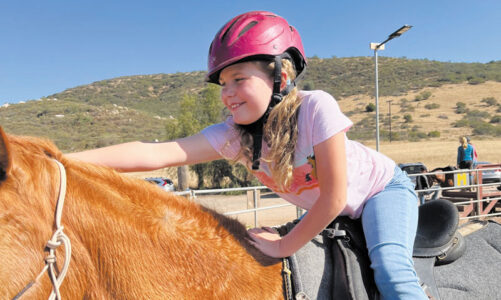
[{"x1": 201, "y1": 90, "x2": 395, "y2": 218}]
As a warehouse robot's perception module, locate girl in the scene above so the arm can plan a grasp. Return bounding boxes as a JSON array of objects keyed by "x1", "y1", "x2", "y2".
[{"x1": 67, "y1": 11, "x2": 427, "y2": 299}]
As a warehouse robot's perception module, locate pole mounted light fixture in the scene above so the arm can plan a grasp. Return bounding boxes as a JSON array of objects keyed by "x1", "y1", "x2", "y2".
[{"x1": 370, "y1": 24, "x2": 412, "y2": 152}]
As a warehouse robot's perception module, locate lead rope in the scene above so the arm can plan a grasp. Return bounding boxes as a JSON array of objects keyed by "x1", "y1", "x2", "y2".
[{"x1": 13, "y1": 159, "x2": 71, "y2": 300}]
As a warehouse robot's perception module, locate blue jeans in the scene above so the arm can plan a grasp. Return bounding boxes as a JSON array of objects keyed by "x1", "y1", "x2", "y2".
[{"x1": 362, "y1": 166, "x2": 427, "y2": 299}]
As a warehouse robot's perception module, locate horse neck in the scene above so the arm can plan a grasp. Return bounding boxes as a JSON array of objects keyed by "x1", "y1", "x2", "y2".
[
  {"x1": 3, "y1": 137, "x2": 284, "y2": 298},
  {"x1": 64, "y1": 161, "x2": 174, "y2": 245},
  {"x1": 60, "y1": 161, "x2": 283, "y2": 298}
]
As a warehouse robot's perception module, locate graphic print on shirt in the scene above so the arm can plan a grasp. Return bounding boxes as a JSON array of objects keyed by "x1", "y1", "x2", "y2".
[
  {"x1": 253, "y1": 153, "x2": 318, "y2": 194},
  {"x1": 306, "y1": 154, "x2": 317, "y2": 182}
]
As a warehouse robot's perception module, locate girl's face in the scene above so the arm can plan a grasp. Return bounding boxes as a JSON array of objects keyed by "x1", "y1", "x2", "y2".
[{"x1": 219, "y1": 61, "x2": 273, "y2": 125}]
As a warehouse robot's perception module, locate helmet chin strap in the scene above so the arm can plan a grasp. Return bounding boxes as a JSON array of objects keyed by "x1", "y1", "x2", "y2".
[{"x1": 244, "y1": 54, "x2": 303, "y2": 170}]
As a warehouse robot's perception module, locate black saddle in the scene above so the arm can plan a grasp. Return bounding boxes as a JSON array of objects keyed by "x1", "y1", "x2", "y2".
[
  {"x1": 413, "y1": 199, "x2": 466, "y2": 300},
  {"x1": 278, "y1": 199, "x2": 465, "y2": 300}
]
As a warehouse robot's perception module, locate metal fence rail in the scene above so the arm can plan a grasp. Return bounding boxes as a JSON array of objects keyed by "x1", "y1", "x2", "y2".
[
  {"x1": 175, "y1": 186, "x2": 302, "y2": 227},
  {"x1": 408, "y1": 165, "x2": 501, "y2": 220},
  {"x1": 174, "y1": 166, "x2": 500, "y2": 226}
]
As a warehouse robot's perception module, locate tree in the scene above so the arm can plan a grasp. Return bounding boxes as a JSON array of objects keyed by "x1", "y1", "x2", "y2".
[
  {"x1": 165, "y1": 85, "x2": 224, "y2": 188},
  {"x1": 164, "y1": 85, "x2": 256, "y2": 189}
]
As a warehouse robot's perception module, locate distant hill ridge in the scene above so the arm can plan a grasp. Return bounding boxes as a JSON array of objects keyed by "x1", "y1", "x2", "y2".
[{"x1": 1, "y1": 56, "x2": 500, "y2": 151}]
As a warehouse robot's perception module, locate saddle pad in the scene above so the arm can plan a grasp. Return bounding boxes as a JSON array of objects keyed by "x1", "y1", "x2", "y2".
[
  {"x1": 434, "y1": 221, "x2": 501, "y2": 300},
  {"x1": 277, "y1": 222, "x2": 333, "y2": 300}
]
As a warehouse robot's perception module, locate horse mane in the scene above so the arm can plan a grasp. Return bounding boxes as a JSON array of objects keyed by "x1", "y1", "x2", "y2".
[{"x1": 0, "y1": 130, "x2": 282, "y2": 299}]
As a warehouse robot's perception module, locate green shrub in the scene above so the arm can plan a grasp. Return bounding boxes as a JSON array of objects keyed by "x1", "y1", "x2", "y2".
[
  {"x1": 466, "y1": 109, "x2": 490, "y2": 119},
  {"x1": 468, "y1": 77, "x2": 486, "y2": 85},
  {"x1": 453, "y1": 119, "x2": 469, "y2": 127},
  {"x1": 428, "y1": 131, "x2": 441, "y2": 137},
  {"x1": 408, "y1": 130, "x2": 427, "y2": 141},
  {"x1": 425, "y1": 103, "x2": 440, "y2": 109},
  {"x1": 385, "y1": 131, "x2": 401, "y2": 141},
  {"x1": 481, "y1": 97, "x2": 498, "y2": 106},
  {"x1": 414, "y1": 90, "x2": 432, "y2": 101},
  {"x1": 491, "y1": 115, "x2": 501, "y2": 123},
  {"x1": 472, "y1": 122, "x2": 496, "y2": 135},
  {"x1": 403, "y1": 114, "x2": 413, "y2": 123},
  {"x1": 455, "y1": 102, "x2": 467, "y2": 114},
  {"x1": 366, "y1": 103, "x2": 376, "y2": 112}
]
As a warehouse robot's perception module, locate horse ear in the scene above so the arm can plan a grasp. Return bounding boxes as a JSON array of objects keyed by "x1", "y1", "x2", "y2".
[{"x1": 0, "y1": 127, "x2": 11, "y2": 182}]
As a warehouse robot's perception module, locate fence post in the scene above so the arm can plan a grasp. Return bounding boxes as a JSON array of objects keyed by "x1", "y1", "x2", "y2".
[
  {"x1": 476, "y1": 169, "x2": 482, "y2": 215},
  {"x1": 296, "y1": 207, "x2": 304, "y2": 219},
  {"x1": 177, "y1": 166, "x2": 189, "y2": 191},
  {"x1": 247, "y1": 189, "x2": 260, "y2": 227}
]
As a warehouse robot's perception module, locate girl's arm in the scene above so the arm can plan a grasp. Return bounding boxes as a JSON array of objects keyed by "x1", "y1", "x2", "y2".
[
  {"x1": 249, "y1": 131, "x2": 347, "y2": 257},
  {"x1": 65, "y1": 133, "x2": 222, "y2": 172}
]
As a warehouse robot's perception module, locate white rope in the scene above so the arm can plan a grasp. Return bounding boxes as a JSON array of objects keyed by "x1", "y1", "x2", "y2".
[
  {"x1": 15, "y1": 160, "x2": 72, "y2": 300},
  {"x1": 45, "y1": 159, "x2": 72, "y2": 300}
]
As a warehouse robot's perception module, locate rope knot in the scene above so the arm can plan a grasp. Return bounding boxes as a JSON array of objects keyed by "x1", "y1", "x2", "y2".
[
  {"x1": 45, "y1": 254, "x2": 57, "y2": 264},
  {"x1": 46, "y1": 226, "x2": 66, "y2": 249},
  {"x1": 46, "y1": 239, "x2": 62, "y2": 249}
]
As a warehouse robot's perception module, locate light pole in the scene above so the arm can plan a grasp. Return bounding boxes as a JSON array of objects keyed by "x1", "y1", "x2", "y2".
[
  {"x1": 387, "y1": 100, "x2": 393, "y2": 142},
  {"x1": 370, "y1": 25, "x2": 412, "y2": 151}
]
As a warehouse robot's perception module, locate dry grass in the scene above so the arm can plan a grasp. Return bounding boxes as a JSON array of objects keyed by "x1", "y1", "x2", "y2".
[{"x1": 363, "y1": 139, "x2": 501, "y2": 170}]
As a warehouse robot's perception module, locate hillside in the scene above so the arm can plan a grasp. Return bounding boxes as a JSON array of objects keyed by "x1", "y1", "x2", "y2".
[
  {"x1": 1, "y1": 57, "x2": 500, "y2": 153},
  {"x1": 341, "y1": 81, "x2": 501, "y2": 141}
]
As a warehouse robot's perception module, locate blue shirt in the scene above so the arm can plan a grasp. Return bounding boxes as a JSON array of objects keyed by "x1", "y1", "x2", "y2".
[{"x1": 457, "y1": 144, "x2": 474, "y2": 165}]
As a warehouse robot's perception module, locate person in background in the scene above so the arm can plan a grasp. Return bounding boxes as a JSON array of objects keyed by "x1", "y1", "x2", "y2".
[
  {"x1": 466, "y1": 136, "x2": 478, "y2": 166},
  {"x1": 457, "y1": 136, "x2": 474, "y2": 169}
]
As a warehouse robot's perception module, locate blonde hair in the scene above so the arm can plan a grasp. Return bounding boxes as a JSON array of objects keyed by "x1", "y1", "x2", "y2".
[
  {"x1": 460, "y1": 136, "x2": 468, "y2": 149},
  {"x1": 236, "y1": 59, "x2": 302, "y2": 190}
]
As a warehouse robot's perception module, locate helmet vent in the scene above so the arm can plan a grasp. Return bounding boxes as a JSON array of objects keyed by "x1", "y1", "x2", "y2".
[
  {"x1": 221, "y1": 19, "x2": 239, "y2": 42},
  {"x1": 238, "y1": 21, "x2": 258, "y2": 38}
]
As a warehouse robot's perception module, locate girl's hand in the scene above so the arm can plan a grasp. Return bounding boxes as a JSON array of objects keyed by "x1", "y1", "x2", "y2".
[{"x1": 247, "y1": 227, "x2": 284, "y2": 258}]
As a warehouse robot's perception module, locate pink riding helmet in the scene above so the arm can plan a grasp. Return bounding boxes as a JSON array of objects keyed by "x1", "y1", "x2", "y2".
[{"x1": 206, "y1": 11, "x2": 307, "y2": 84}]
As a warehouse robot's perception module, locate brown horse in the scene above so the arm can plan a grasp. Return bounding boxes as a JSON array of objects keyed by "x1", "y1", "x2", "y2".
[
  {"x1": 429, "y1": 166, "x2": 457, "y2": 187},
  {"x1": 0, "y1": 127, "x2": 283, "y2": 299}
]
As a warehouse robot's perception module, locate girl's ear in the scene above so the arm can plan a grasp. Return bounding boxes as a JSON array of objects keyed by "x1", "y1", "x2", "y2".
[{"x1": 280, "y1": 71, "x2": 289, "y2": 90}]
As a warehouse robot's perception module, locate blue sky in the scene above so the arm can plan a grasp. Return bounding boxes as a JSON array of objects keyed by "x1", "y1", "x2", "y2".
[{"x1": 1, "y1": 0, "x2": 500, "y2": 105}]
